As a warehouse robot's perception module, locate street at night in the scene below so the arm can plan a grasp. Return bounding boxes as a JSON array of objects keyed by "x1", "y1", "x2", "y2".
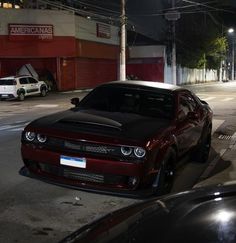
[{"x1": 0, "y1": 81, "x2": 235, "y2": 243}]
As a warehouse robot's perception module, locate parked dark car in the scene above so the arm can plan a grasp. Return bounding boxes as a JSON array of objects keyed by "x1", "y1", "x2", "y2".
[
  {"x1": 20, "y1": 81, "x2": 213, "y2": 196},
  {"x1": 59, "y1": 183, "x2": 236, "y2": 243}
]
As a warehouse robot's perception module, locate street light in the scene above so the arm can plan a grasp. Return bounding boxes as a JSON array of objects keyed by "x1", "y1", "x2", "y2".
[
  {"x1": 228, "y1": 28, "x2": 235, "y2": 81},
  {"x1": 228, "y1": 28, "x2": 234, "y2": 34}
]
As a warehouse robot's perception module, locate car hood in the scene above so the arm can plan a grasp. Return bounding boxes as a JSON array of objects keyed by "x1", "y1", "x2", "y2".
[{"x1": 27, "y1": 109, "x2": 171, "y2": 141}]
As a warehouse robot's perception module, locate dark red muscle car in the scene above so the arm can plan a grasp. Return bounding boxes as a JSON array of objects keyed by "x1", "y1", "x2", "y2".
[{"x1": 20, "y1": 81, "x2": 213, "y2": 196}]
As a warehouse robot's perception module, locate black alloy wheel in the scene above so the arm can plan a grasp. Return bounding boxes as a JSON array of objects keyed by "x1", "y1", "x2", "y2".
[
  {"x1": 18, "y1": 92, "x2": 25, "y2": 101},
  {"x1": 154, "y1": 147, "x2": 176, "y2": 196},
  {"x1": 194, "y1": 128, "x2": 212, "y2": 163},
  {"x1": 40, "y1": 88, "x2": 47, "y2": 97}
]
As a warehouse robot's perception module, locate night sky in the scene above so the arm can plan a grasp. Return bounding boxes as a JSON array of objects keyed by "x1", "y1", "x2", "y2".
[{"x1": 70, "y1": 0, "x2": 236, "y2": 40}]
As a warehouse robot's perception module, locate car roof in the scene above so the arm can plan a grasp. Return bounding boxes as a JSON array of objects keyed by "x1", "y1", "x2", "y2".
[{"x1": 103, "y1": 80, "x2": 183, "y2": 92}]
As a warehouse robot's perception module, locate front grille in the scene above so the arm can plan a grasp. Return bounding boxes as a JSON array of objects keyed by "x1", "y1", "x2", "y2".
[
  {"x1": 23, "y1": 136, "x2": 146, "y2": 162},
  {"x1": 63, "y1": 169, "x2": 104, "y2": 183},
  {"x1": 38, "y1": 162, "x2": 127, "y2": 185},
  {"x1": 64, "y1": 140, "x2": 119, "y2": 155},
  {"x1": 45, "y1": 138, "x2": 133, "y2": 161}
]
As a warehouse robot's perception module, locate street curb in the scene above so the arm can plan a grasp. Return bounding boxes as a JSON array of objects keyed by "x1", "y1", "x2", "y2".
[{"x1": 194, "y1": 133, "x2": 236, "y2": 188}]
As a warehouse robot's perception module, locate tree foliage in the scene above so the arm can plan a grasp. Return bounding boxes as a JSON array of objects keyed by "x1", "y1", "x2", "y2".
[{"x1": 175, "y1": 12, "x2": 227, "y2": 69}]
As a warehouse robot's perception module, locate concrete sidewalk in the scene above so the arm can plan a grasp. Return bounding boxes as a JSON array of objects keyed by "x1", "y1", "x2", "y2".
[
  {"x1": 189, "y1": 81, "x2": 236, "y2": 188},
  {"x1": 195, "y1": 134, "x2": 236, "y2": 187}
]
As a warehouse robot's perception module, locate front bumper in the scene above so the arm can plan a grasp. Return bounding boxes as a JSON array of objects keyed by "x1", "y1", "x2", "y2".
[
  {"x1": 19, "y1": 166, "x2": 155, "y2": 198},
  {"x1": 21, "y1": 144, "x2": 155, "y2": 197}
]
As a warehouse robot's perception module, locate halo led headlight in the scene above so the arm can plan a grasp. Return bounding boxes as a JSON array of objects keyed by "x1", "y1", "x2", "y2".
[
  {"x1": 121, "y1": 146, "x2": 132, "y2": 156},
  {"x1": 134, "y1": 147, "x2": 146, "y2": 158},
  {"x1": 37, "y1": 134, "x2": 47, "y2": 143},
  {"x1": 25, "y1": 132, "x2": 36, "y2": 141}
]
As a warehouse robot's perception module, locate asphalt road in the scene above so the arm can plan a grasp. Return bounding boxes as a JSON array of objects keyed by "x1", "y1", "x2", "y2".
[{"x1": 0, "y1": 82, "x2": 235, "y2": 243}]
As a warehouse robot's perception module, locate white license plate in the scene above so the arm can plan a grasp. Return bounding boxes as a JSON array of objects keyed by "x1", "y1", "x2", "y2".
[
  {"x1": 1, "y1": 94, "x2": 8, "y2": 97},
  {"x1": 60, "y1": 155, "x2": 86, "y2": 168}
]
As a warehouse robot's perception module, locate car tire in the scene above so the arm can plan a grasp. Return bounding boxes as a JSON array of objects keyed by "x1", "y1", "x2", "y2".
[
  {"x1": 153, "y1": 147, "x2": 176, "y2": 196},
  {"x1": 40, "y1": 88, "x2": 47, "y2": 97},
  {"x1": 18, "y1": 92, "x2": 25, "y2": 101},
  {"x1": 193, "y1": 127, "x2": 212, "y2": 163}
]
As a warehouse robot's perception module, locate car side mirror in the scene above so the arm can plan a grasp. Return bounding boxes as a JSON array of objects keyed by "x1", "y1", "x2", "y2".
[
  {"x1": 188, "y1": 111, "x2": 199, "y2": 120},
  {"x1": 71, "y1": 97, "x2": 80, "y2": 107}
]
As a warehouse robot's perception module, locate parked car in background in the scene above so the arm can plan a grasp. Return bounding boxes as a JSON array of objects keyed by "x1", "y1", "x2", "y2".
[
  {"x1": 0, "y1": 75, "x2": 48, "y2": 101},
  {"x1": 60, "y1": 183, "x2": 236, "y2": 243},
  {"x1": 20, "y1": 80, "x2": 213, "y2": 196}
]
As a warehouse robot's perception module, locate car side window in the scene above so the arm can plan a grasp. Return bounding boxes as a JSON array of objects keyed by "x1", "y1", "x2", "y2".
[
  {"x1": 179, "y1": 95, "x2": 192, "y2": 118},
  {"x1": 185, "y1": 93, "x2": 198, "y2": 111},
  {"x1": 19, "y1": 78, "x2": 29, "y2": 85},
  {"x1": 28, "y1": 77, "x2": 38, "y2": 84}
]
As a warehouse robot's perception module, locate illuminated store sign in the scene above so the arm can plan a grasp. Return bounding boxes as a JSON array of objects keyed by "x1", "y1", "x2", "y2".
[{"x1": 9, "y1": 24, "x2": 54, "y2": 41}]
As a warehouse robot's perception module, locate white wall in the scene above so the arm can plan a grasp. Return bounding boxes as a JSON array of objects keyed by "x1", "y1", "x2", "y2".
[
  {"x1": 129, "y1": 45, "x2": 166, "y2": 58},
  {"x1": 0, "y1": 8, "x2": 119, "y2": 45},
  {"x1": 0, "y1": 8, "x2": 75, "y2": 36},
  {"x1": 75, "y1": 16, "x2": 119, "y2": 45},
  {"x1": 165, "y1": 65, "x2": 218, "y2": 85}
]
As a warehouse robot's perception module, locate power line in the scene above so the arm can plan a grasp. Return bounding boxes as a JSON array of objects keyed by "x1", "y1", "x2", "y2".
[
  {"x1": 38, "y1": 0, "x2": 119, "y2": 23},
  {"x1": 72, "y1": 0, "x2": 120, "y2": 15},
  {"x1": 128, "y1": 0, "x2": 234, "y2": 17}
]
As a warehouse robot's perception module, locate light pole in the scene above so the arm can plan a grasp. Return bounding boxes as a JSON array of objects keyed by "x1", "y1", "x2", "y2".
[{"x1": 228, "y1": 28, "x2": 235, "y2": 81}]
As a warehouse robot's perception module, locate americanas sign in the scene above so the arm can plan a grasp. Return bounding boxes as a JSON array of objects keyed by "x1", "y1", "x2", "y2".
[{"x1": 8, "y1": 24, "x2": 53, "y2": 41}]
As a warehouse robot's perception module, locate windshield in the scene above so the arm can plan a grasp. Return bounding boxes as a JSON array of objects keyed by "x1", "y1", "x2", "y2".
[
  {"x1": 0, "y1": 79, "x2": 15, "y2": 85},
  {"x1": 79, "y1": 85, "x2": 174, "y2": 119}
]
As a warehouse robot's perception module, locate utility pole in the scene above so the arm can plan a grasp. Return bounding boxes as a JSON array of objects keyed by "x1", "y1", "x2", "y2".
[
  {"x1": 171, "y1": 0, "x2": 177, "y2": 85},
  {"x1": 165, "y1": 1, "x2": 180, "y2": 85},
  {"x1": 232, "y1": 41, "x2": 235, "y2": 81},
  {"x1": 119, "y1": 0, "x2": 126, "y2": 81}
]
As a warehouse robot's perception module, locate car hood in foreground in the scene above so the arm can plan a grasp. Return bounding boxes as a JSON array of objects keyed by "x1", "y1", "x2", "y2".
[
  {"x1": 60, "y1": 184, "x2": 236, "y2": 243},
  {"x1": 27, "y1": 109, "x2": 172, "y2": 141}
]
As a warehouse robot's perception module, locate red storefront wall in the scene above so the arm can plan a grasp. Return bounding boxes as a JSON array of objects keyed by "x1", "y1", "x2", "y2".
[
  {"x1": 127, "y1": 58, "x2": 165, "y2": 82},
  {"x1": 0, "y1": 36, "x2": 119, "y2": 91},
  {"x1": 75, "y1": 58, "x2": 117, "y2": 89},
  {"x1": 59, "y1": 57, "x2": 117, "y2": 91},
  {"x1": 0, "y1": 58, "x2": 57, "y2": 78}
]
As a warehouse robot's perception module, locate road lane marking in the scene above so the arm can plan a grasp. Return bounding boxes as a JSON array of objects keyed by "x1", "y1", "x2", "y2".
[
  {"x1": 34, "y1": 104, "x2": 59, "y2": 108},
  {"x1": 0, "y1": 125, "x2": 14, "y2": 131},
  {"x1": 202, "y1": 97, "x2": 216, "y2": 101},
  {"x1": 0, "y1": 121, "x2": 29, "y2": 132},
  {"x1": 222, "y1": 98, "x2": 234, "y2": 101},
  {"x1": 212, "y1": 119, "x2": 224, "y2": 134}
]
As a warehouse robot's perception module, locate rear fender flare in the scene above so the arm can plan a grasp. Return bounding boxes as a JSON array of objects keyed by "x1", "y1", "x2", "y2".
[
  {"x1": 151, "y1": 135, "x2": 178, "y2": 187},
  {"x1": 156, "y1": 135, "x2": 179, "y2": 164}
]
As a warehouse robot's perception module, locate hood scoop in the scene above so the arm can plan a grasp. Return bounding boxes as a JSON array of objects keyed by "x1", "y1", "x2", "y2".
[
  {"x1": 58, "y1": 112, "x2": 122, "y2": 134},
  {"x1": 59, "y1": 119, "x2": 122, "y2": 131}
]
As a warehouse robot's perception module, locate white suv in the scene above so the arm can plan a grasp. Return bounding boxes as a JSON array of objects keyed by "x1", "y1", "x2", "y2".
[{"x1": 0, "y1": 75, "x2": 48, "y2": 101}]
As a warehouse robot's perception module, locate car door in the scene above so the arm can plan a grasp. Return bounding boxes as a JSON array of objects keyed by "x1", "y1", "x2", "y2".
[
  {"x1": 27, "y1": 77, "x2": 40, "y2": 94},
  {"x1": 184, "y1": 92, "x2": 204, "y2": 146},
  {"x1": 19, "y1": 77, "x2": 30, "y2": 95},
  {"x1": 175, "y1": 92, "x2": 200, "y2": 155}
]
